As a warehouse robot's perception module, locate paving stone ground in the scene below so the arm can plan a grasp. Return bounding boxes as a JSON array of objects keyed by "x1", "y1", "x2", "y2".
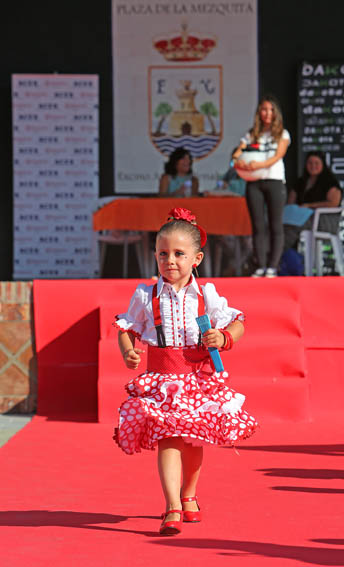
[{"x1": 0, "y1": 414, "x2": 33, "y2": 448}]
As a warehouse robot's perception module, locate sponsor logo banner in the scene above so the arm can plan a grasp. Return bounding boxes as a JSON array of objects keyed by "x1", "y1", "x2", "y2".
[{"x1": 12, "y1": 74, "x2": 99, "y2": 279}]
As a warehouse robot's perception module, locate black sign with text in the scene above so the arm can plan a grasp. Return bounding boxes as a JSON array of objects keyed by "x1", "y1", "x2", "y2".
[
  {"x1": 298, "y1": 61, "x2": 344, "y2": 185},
  {"x1": 298, "y1": 61, "x2": 344, "y2": 273}
]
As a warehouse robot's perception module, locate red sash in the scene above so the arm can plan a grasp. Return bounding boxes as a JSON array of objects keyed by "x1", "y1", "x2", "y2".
[{"x1": 147, "y1": 345, "x2": 213, "y2": 374}]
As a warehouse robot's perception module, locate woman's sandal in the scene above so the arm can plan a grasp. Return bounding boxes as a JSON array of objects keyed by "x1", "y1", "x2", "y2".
[
  {"x1": 159, "y1": 510, "x2": 183, "y2": 535},
  {"x1": 181, "y1": 496, "x2": 202, "y2": 523}
]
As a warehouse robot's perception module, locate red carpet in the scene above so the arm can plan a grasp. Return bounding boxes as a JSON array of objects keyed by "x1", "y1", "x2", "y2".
[
  {"x1": 1, "y1": 416, "x2": 344, "y2": 566},
  {"x1": 1, "y1": 277, "x2": 344, "y2": 566}
]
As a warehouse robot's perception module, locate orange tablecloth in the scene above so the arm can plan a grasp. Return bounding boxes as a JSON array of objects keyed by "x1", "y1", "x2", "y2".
[{"x1": 93, "y1": 197, "x2": 252, "y2": 236}]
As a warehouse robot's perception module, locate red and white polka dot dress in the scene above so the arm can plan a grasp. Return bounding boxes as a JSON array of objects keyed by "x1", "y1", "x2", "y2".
[{"x1": 113, "y1": 277, "x2": 258, "y2": 455}]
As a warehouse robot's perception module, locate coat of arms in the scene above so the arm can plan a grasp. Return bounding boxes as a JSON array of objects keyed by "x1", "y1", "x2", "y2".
[{"x1": 148, "y1": 25, "x2": 223, "y2": 160}]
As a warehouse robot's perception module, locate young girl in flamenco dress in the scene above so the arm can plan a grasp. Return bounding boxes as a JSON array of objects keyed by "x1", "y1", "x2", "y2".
[{"x1": 113, "y1": 207, "x2": 258, "y2": 535}]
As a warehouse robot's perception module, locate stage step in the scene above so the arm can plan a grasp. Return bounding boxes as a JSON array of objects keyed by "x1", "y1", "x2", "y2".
[{"x1": 32, "y1": 278, "x2": 344, "y2": 423}]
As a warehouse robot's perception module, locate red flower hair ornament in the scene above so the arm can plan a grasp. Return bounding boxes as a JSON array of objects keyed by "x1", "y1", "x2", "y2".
[{"x1": 167, "y1": 207, "x2": 207, "y2": 248}]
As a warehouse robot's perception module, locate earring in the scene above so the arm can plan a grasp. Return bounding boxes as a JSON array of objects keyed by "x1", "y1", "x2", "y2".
[{"x1": 192, "y1": 263, "x2": 197, "y2": 269}]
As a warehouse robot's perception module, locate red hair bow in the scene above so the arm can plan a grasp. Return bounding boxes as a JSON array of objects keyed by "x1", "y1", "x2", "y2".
[
  {"x1": 167, "y1": 207, "x2": 207, "y2": 248},
  {"x1": 168, "y1": 207, "x2": 196, "y2": 223}
]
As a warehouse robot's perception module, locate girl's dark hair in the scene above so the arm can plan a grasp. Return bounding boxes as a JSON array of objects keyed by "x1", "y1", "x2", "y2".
[
  {"x1": 251, "y1": 94, "x2": 284, "y2": 142},
  {"x1": 302, "y1": 151, "x2": 340, "y2": 187},
  {"x1": 156, "y1": 219, "x2": 201, "y2": 252},
  {"x1": 164, "y1": 147, "x2": 193, "y2": 177},
  {"x1": 295, "y1": 151, "x2": 342, "y2": 203}
]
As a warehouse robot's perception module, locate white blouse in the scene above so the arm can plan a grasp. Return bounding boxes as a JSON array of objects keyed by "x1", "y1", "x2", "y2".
[
  {"x1": 115, "y1": 276, "x2": 244, "y2": 347},
  {"x1": 240, "y1": 129, "x2": 290, "y2": 182}
]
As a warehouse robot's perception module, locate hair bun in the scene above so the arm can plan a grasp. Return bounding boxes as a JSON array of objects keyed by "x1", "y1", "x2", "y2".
[{"x1": 167, "y1": 207, "x2": 207, "y2": 248}]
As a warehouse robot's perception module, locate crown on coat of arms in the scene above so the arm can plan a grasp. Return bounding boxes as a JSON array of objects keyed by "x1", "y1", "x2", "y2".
[{"x1": 153, "y1": 23, "x2": 217, "y2": 62}]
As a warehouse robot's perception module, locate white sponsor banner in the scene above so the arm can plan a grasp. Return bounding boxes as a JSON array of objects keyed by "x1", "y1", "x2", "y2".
[
  {"x1": 112, "y1": 0, "x2": 257, "y2": 193},
  {"x1": 12, "y1": 74, "x2": 99, "y2": 279}
]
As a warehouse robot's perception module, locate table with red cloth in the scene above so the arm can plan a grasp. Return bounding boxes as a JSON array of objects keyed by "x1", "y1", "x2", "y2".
[{"x1": 93, "y1": 196, "x2": 252, "y2": 276}]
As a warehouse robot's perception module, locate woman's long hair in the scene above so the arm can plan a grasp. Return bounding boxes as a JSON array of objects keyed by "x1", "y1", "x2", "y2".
[
  {"x1": 300, "y1": 151, "x2": 340, "y2": 190},
  {"x1": 251, "y1": 94, "x2": 284, "y2": 142},
  {"x1": 164, "y1": 147, "x2": 193, "y2": 177}
]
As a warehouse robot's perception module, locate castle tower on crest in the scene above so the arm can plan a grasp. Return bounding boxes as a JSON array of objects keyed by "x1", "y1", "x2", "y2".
[{"x1": 169, "y1": 81, "x2": 205, "y2": 136}]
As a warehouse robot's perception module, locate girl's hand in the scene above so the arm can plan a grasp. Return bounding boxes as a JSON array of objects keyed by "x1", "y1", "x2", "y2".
[
  {"x1": 234, "y1": 159, "x2": 247, "y2": 170},
  {"x1": 246, "y1": 160, "x2": 260, "y2": 171},
  {"x1": 123, "y1": 347, "x2": 144, "y2": 369},
  {"x1": 173, "y1": 185, "x2": 185, "y2": 197},
  {"x1": 202, "y1": 329, "x2": 225, "y2": 349}
]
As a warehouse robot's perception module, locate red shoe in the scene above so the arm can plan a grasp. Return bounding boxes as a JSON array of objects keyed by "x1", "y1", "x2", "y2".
[
  {"x1": 181, "y1": 496, "x2": 202, "y2": 523},
  {"x1": 159, "y1": 510, "x2": 183, "y2": 535}
]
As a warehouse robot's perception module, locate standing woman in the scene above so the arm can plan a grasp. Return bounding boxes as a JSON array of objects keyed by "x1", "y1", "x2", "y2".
[
  {"x1": 233, "y1": 95, "x2": 290, "y2": 277},
  {"x1": 159, "y1": 147, "x2": 199, "y2": 197}
]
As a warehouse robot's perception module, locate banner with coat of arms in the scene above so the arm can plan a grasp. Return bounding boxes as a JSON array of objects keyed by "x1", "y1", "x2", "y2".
[{"x1": 112, "y1": 0, "x2": 257, "y2": 193}]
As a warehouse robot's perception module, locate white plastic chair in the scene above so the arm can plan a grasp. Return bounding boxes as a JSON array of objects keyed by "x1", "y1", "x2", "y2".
[
  {"x1": 300, "y1": 207, "x2": 344, "y2": 276},
  {"x1": 95, "y1": 197, "x2": 144, "y2": 278}
]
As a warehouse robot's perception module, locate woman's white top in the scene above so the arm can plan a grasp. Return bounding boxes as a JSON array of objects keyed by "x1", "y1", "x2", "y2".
[
  {"x1": 240, "y1": 129, "x2": 290, "y2": 182},
  {"x1": 115, "y1": 275, "x2": 244, "y2": 347}
]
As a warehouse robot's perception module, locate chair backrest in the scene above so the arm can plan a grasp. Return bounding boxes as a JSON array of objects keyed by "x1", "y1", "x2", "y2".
[{"x1": 311, "y1": 206, "x2": 344, "y2": 233}]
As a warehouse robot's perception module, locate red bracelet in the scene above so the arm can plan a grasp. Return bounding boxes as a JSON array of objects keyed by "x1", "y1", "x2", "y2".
[{"x1": 221, "y1": 330, "x2": 233, "y2": 351}]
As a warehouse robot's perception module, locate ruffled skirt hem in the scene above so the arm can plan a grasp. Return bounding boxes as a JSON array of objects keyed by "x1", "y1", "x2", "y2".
[
  {"x1": 114, "y1": 368, "x2": 258, "y2": 455},
  {"x1": 113, "y1": 426, "x2": 257, "y2": 455}
]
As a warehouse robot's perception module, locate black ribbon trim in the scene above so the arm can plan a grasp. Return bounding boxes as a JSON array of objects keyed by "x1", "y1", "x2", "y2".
[{"x1": 156, "y1": 324, "x2": 166, "y2": 348}]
